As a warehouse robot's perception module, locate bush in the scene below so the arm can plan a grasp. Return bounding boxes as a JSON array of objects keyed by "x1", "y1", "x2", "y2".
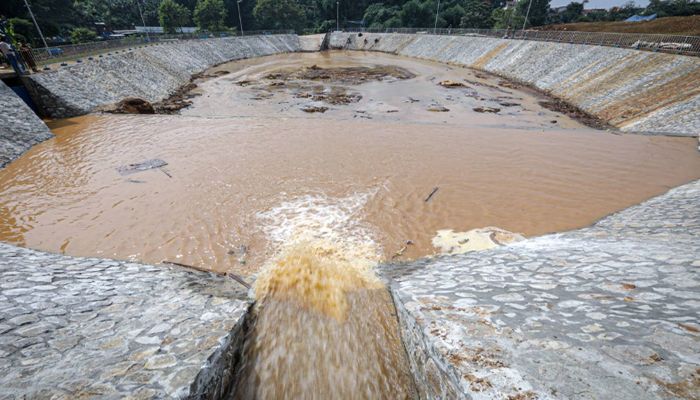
[{"x1": 70, "y1": 27, "x2": 96, "y2": 44}]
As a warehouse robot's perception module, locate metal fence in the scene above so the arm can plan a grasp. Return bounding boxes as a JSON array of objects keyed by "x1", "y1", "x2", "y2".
[
  {"x1": 343, "y1": 27, "x2": 700, "y2": 57},
  {"x1": 28, "y1": 30, "x2": 295, "y2": 65}
]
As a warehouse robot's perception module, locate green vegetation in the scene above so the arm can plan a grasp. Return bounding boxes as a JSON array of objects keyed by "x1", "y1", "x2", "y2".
[
  {"x1": 158, "y1": 0, "x2": 190, "y2": 33},
  {"x1": 70, "y1": 27, "x2": 97, "y2": 43},
  {"x1": 194, "y1": 0, "x2": 228, "y2": 31},
  {"x1": 0, "y1": 0, "x2": 698, "y2": 47}
]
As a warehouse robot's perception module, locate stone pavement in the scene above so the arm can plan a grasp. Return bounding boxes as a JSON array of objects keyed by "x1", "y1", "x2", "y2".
[
  {"x1": 0, "y1": 81, "x2": 52, "y2": 168},
  {"x1": 382, "y1": 179, "x2": 700, "y2": 399},
  {"x1": 0, "y1": 244, "x2": 249, "y2": 399}
]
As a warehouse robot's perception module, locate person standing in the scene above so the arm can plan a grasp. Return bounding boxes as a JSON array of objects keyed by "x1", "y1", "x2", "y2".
[{"x1": 0, "y1": 36, "x2": 25, "y2": 75}]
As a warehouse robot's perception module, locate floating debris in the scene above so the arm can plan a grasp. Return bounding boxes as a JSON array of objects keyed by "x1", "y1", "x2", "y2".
[
  {"x1": 425, "y1": 187, "x2": 439, "y2": 202},
  {"x1": 438, "y1": 80, "x2": 466, "y2": 88},
  {"x1": 473, "y1": 106, "x2": 501, "y2": 113},
  {"x1": 116, "y1": 159, "x2": 168, "y2": 176},
  {"x1": 301, "y1": 105, "x2": 329, "y2": 113},
  {"x1": 427, "y1": 104, "x2": 450, "y2": 112}
]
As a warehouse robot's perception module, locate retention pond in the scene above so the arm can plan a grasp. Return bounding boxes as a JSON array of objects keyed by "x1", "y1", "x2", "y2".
[{"x1": 1, "y1": 50, "x2": 699, "y2": 398}]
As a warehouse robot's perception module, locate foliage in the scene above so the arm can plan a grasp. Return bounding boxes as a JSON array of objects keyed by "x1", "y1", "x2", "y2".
[
  {"x1": 8, "y1": 18, "x2": 33, "y2": 44},
  {"x1": 516, "y1": 0, "x2": 550, "y2": 27},
  {"x1": 490, "y1": 6, "x2": 524, "y2": 28},
  {"x1": 253, "y1": 0, "x2": 307, "y2": 31},
  {"x1": 70, "y1": 27, "x2": 96, "y2": 43},
  {"x1": 561, "y1": 2, "x2": 583, "y2": 23},
  {"x1": 194, "y1": 0, "x2": 227, "y2": 31},
  {"x1": 158, "y1": 0, "x2": 191, "y2": 33},
  {"x1": 460, "y1": 0, "x2": 492, "y2": 28}
]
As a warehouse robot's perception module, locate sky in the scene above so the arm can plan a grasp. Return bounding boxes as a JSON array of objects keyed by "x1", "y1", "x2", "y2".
[{"x1": 549, "y1": 0, "x2": 650, "y2": 9}]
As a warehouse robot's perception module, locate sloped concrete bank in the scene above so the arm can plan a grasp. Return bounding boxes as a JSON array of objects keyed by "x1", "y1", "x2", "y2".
[
  {"x1": 330, "y1": 32, "x2": 700, "y2": 137},
  {"x1": 381, "y1": 179, "x2": 700, "y2": 399},
  {"x1": 0, "y1": 242, "x2": 251, "y2": 399},
  {"x1": 0, "y1": 81, "x2": 53, "y2": 168},
  {"x1": 24, "y1": 34, "x2": 303, "y2": 119}
]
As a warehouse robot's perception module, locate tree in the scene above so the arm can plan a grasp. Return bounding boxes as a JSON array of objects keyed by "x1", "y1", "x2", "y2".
[
  {"x1": 490, "y1": 6, "x2": 524, "y2": 28},
  {"x1": 363, "y1": 3, "x2": 401, "y2": 28},
  {"x1": 399, "y1": 0, "x2": 433, "y2": 27},
  {"x1": 159, "y1": 0, "x2": 191, "y2": 33},
  {"x1": 561, "y1": 1, "x2": 583, "y2": 22},
  {"x1": 194, "y1": 0, "x2": 228, "y2": 31},
  {"x1": 516, "y1": 0, "x2": 550, "y2": 27},
  {"x1": 253, "y1": 0, "x2": 307, "y2": 32},
  {"x1": 460, "y1": 0, "x2": 492, "y2": 28},
  {"x1": 70, "y1": 27, "x2": 96, "y2": 43},
  {"x1": 441, "y1": 4, "x2": 465, "y2": 27},
  {"x1": 8, "y1": 18, "x2": 34, "y2": 44}
]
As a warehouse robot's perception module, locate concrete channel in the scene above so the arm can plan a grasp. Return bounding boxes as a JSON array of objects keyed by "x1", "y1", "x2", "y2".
[{"x1": 0, "y1": 32, "x2": 698, "y2": 399}]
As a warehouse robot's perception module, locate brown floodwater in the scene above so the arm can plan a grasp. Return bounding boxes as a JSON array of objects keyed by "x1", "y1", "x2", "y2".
[{"x1": 1, "y1": 51, "x2": 699, "y2": 274}]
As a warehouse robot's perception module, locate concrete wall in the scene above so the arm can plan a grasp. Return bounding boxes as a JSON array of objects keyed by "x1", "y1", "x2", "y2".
[
  {"x1": 0, "y1": 81, "x2": 53, "y2": 168},
  {"x1": 25, "y1": 34, "x2": 302, "y2": 119},
  {"x1": 330, "y1": 32, "x2": 700, "y2": 136}
]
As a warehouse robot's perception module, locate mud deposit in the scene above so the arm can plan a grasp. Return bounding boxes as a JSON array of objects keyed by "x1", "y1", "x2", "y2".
[{"x1": 1, "y1": 51, "x2": 699, "y2": 275}]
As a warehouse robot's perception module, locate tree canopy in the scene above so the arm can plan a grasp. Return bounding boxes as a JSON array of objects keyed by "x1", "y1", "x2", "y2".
[
  {"x1": 194, "y1": 0, "x2": 227, "y2": 31},
  {"x1": 158, "y1": 0, "x2": 190, "y2": 33}
]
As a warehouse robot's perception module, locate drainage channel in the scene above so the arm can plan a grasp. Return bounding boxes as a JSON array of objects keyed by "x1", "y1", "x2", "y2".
[{"x1": 225, "y1": 241, "x2": 417, "y2": 399}]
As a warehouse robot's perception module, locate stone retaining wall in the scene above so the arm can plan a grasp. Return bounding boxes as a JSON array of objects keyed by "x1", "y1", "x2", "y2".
[
  {"x1": 330, "y1": 32, "x2": 700, "y2": 136},
  {"x1": 25, "y1": 34, "x2": 302, "y2": 119},
  {"x1": 0, "y1": 81, "x2": 53, "y2": 168},
  {"x1": 0, "y1": 242, "x2": 250, "y2": 399},
  {"x1": 381, "y1": 179, "x2": 700, "y2": 399}
]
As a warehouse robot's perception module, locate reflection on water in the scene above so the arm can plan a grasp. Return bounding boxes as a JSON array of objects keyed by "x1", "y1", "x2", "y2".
[{"x1": 0, "y1": 51, "x2": 699, "y2": 275}]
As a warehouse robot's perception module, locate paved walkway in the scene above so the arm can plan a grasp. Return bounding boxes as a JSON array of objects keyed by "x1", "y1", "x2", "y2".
[
  {"x1": 0, "y1": 245, "x2": 249, "y2": 399},
  {"x1": 383, "y1": 180, "x2": 700, "y2": 399}
]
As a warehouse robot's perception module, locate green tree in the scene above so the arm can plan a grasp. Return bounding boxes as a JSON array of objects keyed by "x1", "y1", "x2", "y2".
[
  {"x1": 70, "y1": 27, "x2": 96, "y2": 43},
  {"x1": 253, "y1": 0, "x2": 307, "y2": 31},
  {"x1": 363, "y1": 3, "x2": 401, "y2": 28},
  {"x1": 441, "y1": 4, "x2": 465, "y2": 27},
  {"x1": 8, "y1": 18, "x2": 34, "y2": 44},
  {"x1": 399, "y1": 0, "x2": 433, "y2": 27},
  {"x1": 460, "y1": 0, "x2": 492, "y2": 28},
  {"x1": 516, "y1": 0, "x2": 550, "y2": 27},
  {"x1": 561, "y1": 2, "x2": 583, "y2": 22},
  {"x1": 158, "y1": 0, "x2": 191, "y2": 33},
  {"x1": 194, "y1": 0, "x2": 228, "y2": 31},
  {"x1": 490, "y1": 6, "x2": 524, "y2": 28}
]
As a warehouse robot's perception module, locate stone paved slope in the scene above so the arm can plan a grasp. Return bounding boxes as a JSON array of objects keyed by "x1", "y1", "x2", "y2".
[
  {"x1": 0, "y1": 81, "x2": 52, "y2": 168},
  {"x1": 330, "y1": 32, "x2": 700, "y2": 137},
  {"x1": 0, "y1": 244, "x2": 249, "y2": 399},
  {"x1": 382, "y1": 180, "x2": 700, "y2": 399},
  {"x1": 25, "y1": 34, "x2": 301, "y2": 118}
]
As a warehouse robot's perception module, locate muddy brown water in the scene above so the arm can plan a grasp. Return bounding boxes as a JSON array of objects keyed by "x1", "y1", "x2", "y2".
[{"x1": 1, "y1": 51, "x2": 699, "y2": 398}]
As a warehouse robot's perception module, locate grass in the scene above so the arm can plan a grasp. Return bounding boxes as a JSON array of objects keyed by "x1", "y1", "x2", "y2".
[{"x1": 537, "y1": 15, "x2": 700, "y2": 36}]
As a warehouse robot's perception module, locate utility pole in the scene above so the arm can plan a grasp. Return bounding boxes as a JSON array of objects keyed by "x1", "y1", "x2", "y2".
[
  {"x1": 237, "y1": 0, "x2": 244, "y2": 36},
  {"x1": 135, "y1": 0, "x2": 150, "y2": 42},
  {"x1": 336, "y1": 1, "x2": 339, "y2": 31},
  {"x1": 434, "y1": 0, "x2": 441, "y2": 33},
  {"x1": 22, "y1": 0, "x2": 49, "y2": 55},
  {"x1": 522, "y1": 0, "x2": 534, "y2": 30}
]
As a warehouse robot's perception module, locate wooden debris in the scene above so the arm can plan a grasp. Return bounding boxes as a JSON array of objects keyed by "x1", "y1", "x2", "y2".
[{"x1": 425, "y1": 187, "x2": 439, "y2": 202}]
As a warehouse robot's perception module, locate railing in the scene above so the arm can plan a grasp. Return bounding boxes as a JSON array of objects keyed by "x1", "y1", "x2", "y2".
[
  {"x1": 27, "y1": 30, "x2": 295, "y2": 65},
  {"x1": 342, "y1": 27, "x2": 700, "y2": 57}
]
